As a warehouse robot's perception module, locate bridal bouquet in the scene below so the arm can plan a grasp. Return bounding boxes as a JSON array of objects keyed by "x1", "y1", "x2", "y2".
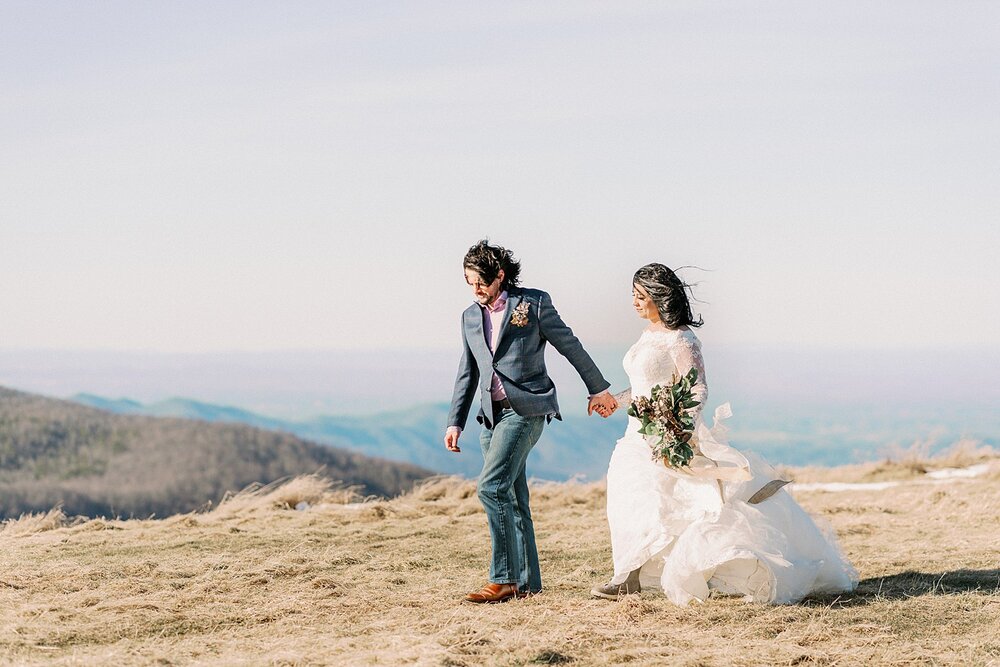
[{"x1": 627, "y1": 368, "x2": 701, "y2": 469}]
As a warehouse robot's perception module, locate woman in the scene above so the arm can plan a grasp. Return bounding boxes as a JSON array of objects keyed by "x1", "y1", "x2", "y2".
[{"x1": 591, "y1": 263, "x2": 858, "y2": 605}]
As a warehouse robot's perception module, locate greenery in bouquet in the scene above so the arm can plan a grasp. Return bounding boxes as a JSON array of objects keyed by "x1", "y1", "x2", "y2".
[{"x1": 627, "y1": 367, "x2": 701, "y2": 468}]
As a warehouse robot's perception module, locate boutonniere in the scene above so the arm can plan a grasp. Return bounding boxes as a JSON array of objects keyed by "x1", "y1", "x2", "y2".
[{"x1": 510, "y1": 301, "x2": 530, "y2": 327}]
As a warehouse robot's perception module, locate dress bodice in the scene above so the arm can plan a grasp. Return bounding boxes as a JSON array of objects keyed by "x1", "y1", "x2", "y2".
[{"x1": 622, "y1": 326, "x2": 708, "y2": 422}]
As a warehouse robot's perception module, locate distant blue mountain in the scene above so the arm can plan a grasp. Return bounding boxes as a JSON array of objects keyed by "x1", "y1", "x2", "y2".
[
  {"x1": 73, "y1": 395, "x2": 292, "y2": 431},
  {"x1": 73, "y1": 393, "x2": 145, "y2": 414}
]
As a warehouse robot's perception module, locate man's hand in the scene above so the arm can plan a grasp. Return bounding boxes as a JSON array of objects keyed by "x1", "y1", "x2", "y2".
[
  {"x1": 444, "y1": 429, "x2": 462, "y2": 453},
  {"x1": 588, "y1": 391, "x2": 618, "y2": 418}
]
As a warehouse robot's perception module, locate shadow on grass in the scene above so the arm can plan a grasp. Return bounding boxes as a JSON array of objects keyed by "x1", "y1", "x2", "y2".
[{"x1": 807, "y1": 569, "x2": 1000, "y2": 607}]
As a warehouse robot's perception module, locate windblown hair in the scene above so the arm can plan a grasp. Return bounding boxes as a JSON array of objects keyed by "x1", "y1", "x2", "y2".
[
  {"x1": 463, "y1": 240, "x2": 522, "y2": 290},
  {"x1": 633, "y1": 263, "x2": 703, "y2": 329}
]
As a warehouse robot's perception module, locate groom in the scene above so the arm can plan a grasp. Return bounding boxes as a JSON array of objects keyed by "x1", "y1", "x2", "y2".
[{"x1": 445, "y1": 240, "x2": 617, "y2": 603}]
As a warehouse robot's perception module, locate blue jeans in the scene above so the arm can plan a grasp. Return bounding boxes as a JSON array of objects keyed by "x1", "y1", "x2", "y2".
[{"x1": 478, "y1": 408, "x2": 546, "y2": 592}]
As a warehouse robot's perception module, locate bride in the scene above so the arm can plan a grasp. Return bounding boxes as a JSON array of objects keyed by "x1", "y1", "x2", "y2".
[{"x1": 591, "y1": 263, "x2": 858, "y2": 605}]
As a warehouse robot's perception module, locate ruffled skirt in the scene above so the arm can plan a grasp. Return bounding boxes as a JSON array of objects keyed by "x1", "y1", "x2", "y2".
[{"x1": 605, "y1": 406, "x2": 859, "y2": 605}]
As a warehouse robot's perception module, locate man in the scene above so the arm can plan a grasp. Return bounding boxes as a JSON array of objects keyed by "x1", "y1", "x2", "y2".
[{"x1": 445, "y1": 240, "x2": 617, "y2": 603}]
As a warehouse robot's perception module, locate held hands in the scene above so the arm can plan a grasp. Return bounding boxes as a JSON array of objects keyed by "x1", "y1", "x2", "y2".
[{"x1": 588, "y1": 391, "x2": 618, "y2": 418}]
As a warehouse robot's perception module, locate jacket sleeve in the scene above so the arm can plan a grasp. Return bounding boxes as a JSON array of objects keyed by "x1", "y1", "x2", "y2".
[
  {"x1": 446, "y1": 316, "x2": 480, "y2": 430},
  {"x1": 536, "y1": 291, "x2": 611, "y2": 396}
]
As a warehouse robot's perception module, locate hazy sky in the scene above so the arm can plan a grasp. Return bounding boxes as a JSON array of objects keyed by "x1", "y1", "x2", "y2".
[{"x1": 2, "y1": 1, "x2": 997, "y2": 354}]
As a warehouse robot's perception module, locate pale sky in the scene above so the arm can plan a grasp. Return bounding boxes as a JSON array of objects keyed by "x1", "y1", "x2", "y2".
[{"x1": 2, "y1": 1, "x2": 997, "y2": 355}]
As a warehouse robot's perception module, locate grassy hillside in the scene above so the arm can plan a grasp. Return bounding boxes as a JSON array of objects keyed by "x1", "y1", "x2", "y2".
[
  {"x1": 1, "y1": 452, "x2": 998, "y2": 666},
  {"x1": 0, "y1": 387, "x2": 432, "y2": 519}
]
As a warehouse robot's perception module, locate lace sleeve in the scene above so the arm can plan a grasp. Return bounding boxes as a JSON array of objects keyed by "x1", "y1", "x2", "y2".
[
  {"x1": 667, "y1": 333, "x2": 708, "y2": 419},
  {"x1": 613, "y1": 387, "x2": 632, "y2": 407}
]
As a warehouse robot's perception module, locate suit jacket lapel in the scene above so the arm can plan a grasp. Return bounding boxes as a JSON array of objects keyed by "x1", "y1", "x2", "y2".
[
  {"x1": 466, "y1": 307, "x2": 490, "y2": 359},
  {"x1": 493, "y1": 288, "x2": 521, "y2": 354}
]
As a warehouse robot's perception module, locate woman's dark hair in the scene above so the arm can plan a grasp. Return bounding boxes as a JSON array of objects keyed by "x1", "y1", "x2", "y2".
[
  {"x1": 633, "y1": 263, "x2": 703, "y2": 329},
  {"x1": 463, "y1": 240, "x2": 521, "y2": 290}
]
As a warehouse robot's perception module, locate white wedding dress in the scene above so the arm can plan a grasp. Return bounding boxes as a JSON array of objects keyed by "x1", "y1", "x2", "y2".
[{"x1": 605, "y1": 326, "x2": 858, "y2": 605}]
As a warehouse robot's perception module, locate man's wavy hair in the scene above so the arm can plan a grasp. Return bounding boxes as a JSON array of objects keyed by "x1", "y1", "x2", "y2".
[
  {"x1": 633, "y1": 263, "x2": 703, "y2": 329},
  {"x1": 463, "y1": 240, "x2": 522, "y2": 290}
]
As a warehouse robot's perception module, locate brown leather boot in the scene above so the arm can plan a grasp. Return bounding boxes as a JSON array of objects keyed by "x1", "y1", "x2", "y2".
[
  {"x1": 465, "y1": 582, "x2": 519, "y2": 603},
  {"x1": 590, "y1": 567, "x2": 641, "y2": 600}
]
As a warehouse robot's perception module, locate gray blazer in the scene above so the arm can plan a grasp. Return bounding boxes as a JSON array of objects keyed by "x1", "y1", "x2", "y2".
[{"x1": 447, "y1": 286, "x2": 611, "y2": 430}]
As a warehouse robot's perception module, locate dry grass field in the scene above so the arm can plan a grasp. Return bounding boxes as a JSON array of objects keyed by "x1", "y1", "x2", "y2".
[{"x1": 2, "y1": 447, "x2": 999, "y2": 667}]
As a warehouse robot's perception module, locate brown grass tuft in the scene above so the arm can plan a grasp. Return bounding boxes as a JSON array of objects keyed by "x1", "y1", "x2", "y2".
[
  {"x1": 203, "y1": 474, "x2": 363, "y2": 521},
  {"x1": 1, "y1": 506, "x2": 68, "y2": 537},
  {"x1": 404, "y1": 475, "x2": 478, "y2": 503}
]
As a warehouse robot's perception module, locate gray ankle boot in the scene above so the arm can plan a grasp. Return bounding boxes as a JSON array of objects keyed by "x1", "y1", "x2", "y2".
[{"x1": 590, "y1": 567, "x2": 641, "y2": 600}]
